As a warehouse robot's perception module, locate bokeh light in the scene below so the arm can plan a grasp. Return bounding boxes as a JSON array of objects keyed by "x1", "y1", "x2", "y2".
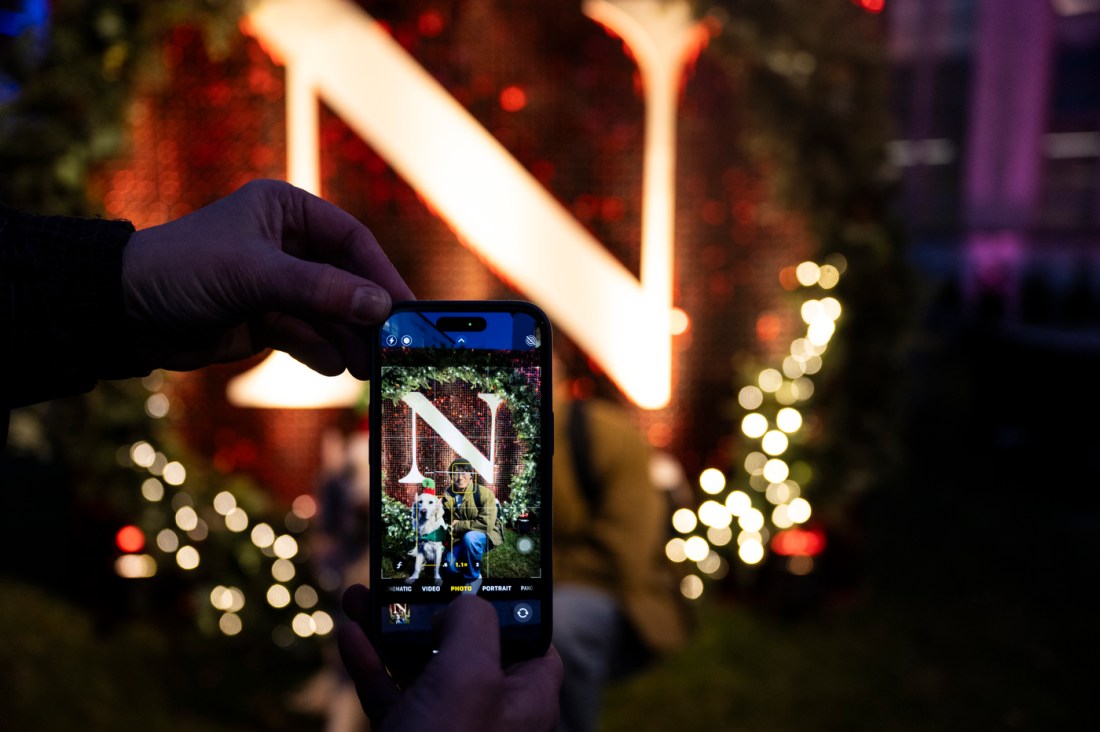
[
  {"x1": 175, "y1": 506, "x2": 198, "y2": 531},
  {"x1": 213, "y1": 491, "x2": 237, "y2": 515},
  {"x1": 115, "y1": 554, "x2": 156, "y2": 578},
  {"x1": 292, "y1": 612, "x2": 317, "y2": 637},
  {"x1": 267, "y1": 584, "x2": 292, "y2": 608},
  {"x1": 776, "y1": 407, "x2": 803, "y2": 433},
  {"x1": 141, "y1": 477, "x2": 164, "y2": 502},
  {"x1": 738, "y1": 385, "x2": 763, "y2": 410},
  {"x1": 291, "y1": 494, "x2": 317, "y2": 519},
  {"x1": 225, "y1": 507, "x2": 249, "y2": 533},
  {"x1": 295, "y1": 585, "x2": 319, "y2": 609},
  {"x1": 760, "y1": 430, "x2": 789, "y2": 455},
  {"x1": 156, "y1": 529, "x2": 178, "y2": 553},
  {"x1": 273, "y1": 534, "x2": 299, "y2": 559},
  {"x1": 144, "y1": 393, "x2": 170, "y2": 418},
  {"x1": 680, "y1": 574, "x2": 704, "y2": 599},
  {"x1": 725, "y1": 490, "x2": 751, "y2": 516},
  {"x1": 762, "y1": 458, "x2": 790, "y2": 483},
  {"x1": 684, "y1": 536, "x2": 710, "y2": 562},
  {"x1": 176, "y1": 545, "x2": 200, "y2": 570},
  {"x1": 162, "y1": 461, "x2": 186, "y2": 486},
  {"x1": 251, "y1": 523, "x2": 276, "y2": 548},
  {"x1": 698, "y1": 500, "x2": 732, "y2": 529},
  {"x1": 698, "y1": 467, "x2": 726, "y2": 494},
  {"x1": 707, "y1": 525, "x2": 733, "y2": 546},
  {"x1": 219, "y1": 612, "x2": 243, "y2": 636},
  {"x1": 738, "y1": 538, "x2": 765, "y2": 564},
  {"x1": 272, "y1": 558, "x2": 296, "y2": 582},
  {"x1": 741, "y1": 413, "x2": 768, "y2": 438},
  {"x1": 758, "y1": 368, "x2": 783, "y2": 392},
  {"x1": 738, "y1": 508, "x2": 765, "y2": 533},
  {"x1": 665, "y1": 537, "x2": 687, "y2": 562},
  {"x1": 312, "y1": 611, "x2": 334, "y2": 635},
  {"x1": 115, "y1": 525, "x2": 145, "y2": 553},
  {"x1": 789, "y1": 497, "x2": 812, "y2": 523},
  {"x1": 795, "y1": 261, "x2": 820, "y2": 286},
  {"x1": 672, "y1": 508, "x2": 698, "y2": 534},
  {"x1": 130, "y1": 441, "x2": 156, "y2": 468}
]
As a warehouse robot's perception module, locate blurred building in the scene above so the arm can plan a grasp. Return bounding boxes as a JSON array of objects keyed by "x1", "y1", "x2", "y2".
[{"x1": 888, "y1": 0, "x2": 1100, "y2": 327}]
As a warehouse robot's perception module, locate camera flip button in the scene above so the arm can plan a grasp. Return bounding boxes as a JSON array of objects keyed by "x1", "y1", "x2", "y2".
[{"x1": 512, "y1": 602, "x2": 534, "y2": 623}]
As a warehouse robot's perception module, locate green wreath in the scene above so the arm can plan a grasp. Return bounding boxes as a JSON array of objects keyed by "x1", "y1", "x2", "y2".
[{"x1": 380, "y1": 348, "x2": 542, "y2": 524}]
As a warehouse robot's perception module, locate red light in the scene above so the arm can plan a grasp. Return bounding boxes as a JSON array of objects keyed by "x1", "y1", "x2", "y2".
[
  {"x1": 778, "y1": 266, "x2": 800, "y2": 291},
  {"x1": 756, "y1": 313, "x2": 782, "y2": 342},
  {"x1": 116, "y1": 525, "x2": 145, "y2": 554},
  {"x1": 418, "y1": 10, "x2": 445, "y2": 37},
  {"x1": 852, "y1": 0, "x2": 885, "y2": 13},
  {"x1": 771, "y1": 526, "x2": 826, "y2": 556},
  {"x1": 500, "y1": 85, "x2": 527, "y2": 112}
]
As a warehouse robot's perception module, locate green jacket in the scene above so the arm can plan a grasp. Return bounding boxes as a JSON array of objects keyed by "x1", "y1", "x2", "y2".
[{"x1": 442, "y1": 484, "x2": 504, "y2": 547}]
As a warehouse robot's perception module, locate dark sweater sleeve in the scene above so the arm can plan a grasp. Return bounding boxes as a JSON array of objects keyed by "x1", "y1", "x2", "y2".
[{"x1": 1, "y1": 202, "x2": 150, "y2": 410}]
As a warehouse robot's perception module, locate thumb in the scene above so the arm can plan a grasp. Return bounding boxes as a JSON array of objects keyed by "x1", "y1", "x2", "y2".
[{"x1": 255, "y1": 249, "x2": 395, "y2": 325}]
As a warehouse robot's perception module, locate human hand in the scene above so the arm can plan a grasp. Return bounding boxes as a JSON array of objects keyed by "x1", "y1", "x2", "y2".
[
  {"x1": 121, "y1": 179, "x2": 414, "y2": 378},
  {"x1": 337, "y1": 584, "x2": 562, "y2": 732}
]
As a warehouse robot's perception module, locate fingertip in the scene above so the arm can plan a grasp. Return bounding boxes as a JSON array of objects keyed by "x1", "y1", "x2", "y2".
[
  {"x1": 342, "y1": 583, "x2": 370, "y2": 620},
  {"x1": 547, "y1": 644, "x2": 565, "y2": 686},
  {"x1": 336, "y1": 620, "x2": 403, "y2": 724},
  {"x1": 438, "y1": 594, "x2": 500, "y2": 661},
  {"x1": 335, "y1": 619, "x2": 373, "y2": 678},
  {"x1": 352, "y1": 284, "x2": 392, "y2": 324},
  {"x1": 445, "y1": 592, "x2": 498, "y2": 626}
]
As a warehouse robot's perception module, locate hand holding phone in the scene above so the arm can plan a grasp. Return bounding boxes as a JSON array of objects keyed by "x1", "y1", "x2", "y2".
[
  {"x1": 368, "y1": 301, "x2": 554, "y2": 675},
  {"x1": 338, "y1": 584, "x2": 563, "y2": 731}
]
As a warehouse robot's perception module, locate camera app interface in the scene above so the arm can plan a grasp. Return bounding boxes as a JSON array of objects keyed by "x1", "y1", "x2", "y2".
[{"x1": 376, "y1": 309, "x2": 547, "y2": 635}]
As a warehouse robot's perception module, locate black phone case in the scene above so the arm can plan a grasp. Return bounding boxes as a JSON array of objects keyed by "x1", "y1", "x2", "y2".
[{"x1": 366, "y1": 300, "x2": 554, "y2": 674}]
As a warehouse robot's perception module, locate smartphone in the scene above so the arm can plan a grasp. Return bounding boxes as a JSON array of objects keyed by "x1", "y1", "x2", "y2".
[{"x1": 368, "y1": 300, "x2": 553, "y2": 674}]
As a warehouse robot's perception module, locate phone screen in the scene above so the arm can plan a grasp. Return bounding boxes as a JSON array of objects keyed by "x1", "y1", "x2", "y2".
[{"x1": 369, "y1": 301, "x2": 553, "y2": 670}]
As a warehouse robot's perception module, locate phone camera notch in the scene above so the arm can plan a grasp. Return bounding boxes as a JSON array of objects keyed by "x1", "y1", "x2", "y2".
[{"x1": 436, "y1": 316, "x2": 487, "y2": 332}]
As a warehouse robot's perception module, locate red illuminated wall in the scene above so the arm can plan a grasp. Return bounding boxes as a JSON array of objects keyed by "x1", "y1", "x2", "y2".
[{"x1": 97, "y1": 1, "x2": 815, "y2": 502}]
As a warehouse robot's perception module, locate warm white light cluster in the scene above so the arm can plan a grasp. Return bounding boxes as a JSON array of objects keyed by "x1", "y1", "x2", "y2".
[
  {"x1": 120, "y1": 424, "x2": 204, "y2": 576},
  {"x1": 115, "y1": 375, "x2": 326, "y2": 640},
  {"x1": 666, "y1": 257, "x2": 845, "y2": 585},
  {"x1": 292, "y1": 610, "x2": 335, "y2": 638},
  {"x1": 115, "y1": 554, "x2": 156, "y2": 578}
]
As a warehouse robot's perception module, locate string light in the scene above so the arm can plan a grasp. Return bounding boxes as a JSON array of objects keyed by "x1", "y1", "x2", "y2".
[
  {"x1": 112, "y1": 372, "x2": 324, "y2": 651},
  {"x1": 698, "y1": 468, "x2": 726, "y2": 494},
  {"x1": 680, "y1": 257, "x2": 845, "y2": 577},
  {"x1": 219, "y1": 613, "x2": 243, "y2": 636},
  {"x1": 667, "y1": 281, "x2": 829, "y2": 578}
]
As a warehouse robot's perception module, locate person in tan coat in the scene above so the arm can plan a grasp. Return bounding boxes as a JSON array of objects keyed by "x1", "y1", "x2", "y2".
[
  {"x1": 441, "y1": 457, "x2": 503, "y2": 593},
  {"x1": 552, "y1": 349, "x2": 692, "y2": 732}
]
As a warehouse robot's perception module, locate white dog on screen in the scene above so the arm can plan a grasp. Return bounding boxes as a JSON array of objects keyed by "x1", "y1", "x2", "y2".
[{"x1": 406, "y1": 488, "x2": 448, "y2": 584}]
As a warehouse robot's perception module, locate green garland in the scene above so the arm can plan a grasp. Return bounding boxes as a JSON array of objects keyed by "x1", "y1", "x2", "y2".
[
  {"x1": 381, "y1": 491, "x2": 415, "y2": 561},
  {"x1": 380, "y1": 349, "x2": 543, "y2": 522}
]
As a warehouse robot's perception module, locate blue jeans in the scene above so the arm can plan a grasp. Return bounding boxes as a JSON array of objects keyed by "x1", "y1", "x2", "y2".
[
  {"x1": 446, "y1": 530, "x2": 488, "y2": 580},
  {"x1": 553, "y1": 584, "x2": 624, "y2": 732}
]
